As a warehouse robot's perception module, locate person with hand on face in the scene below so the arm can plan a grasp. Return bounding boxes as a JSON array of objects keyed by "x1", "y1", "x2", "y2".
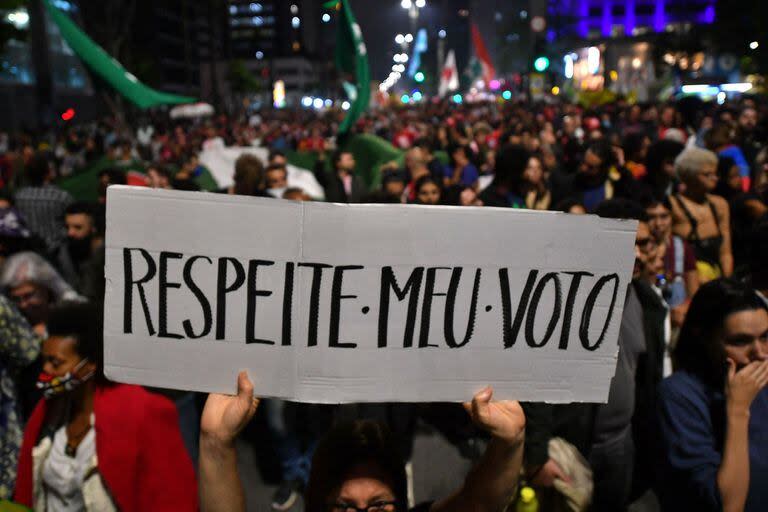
[
  {"x1": 655, "y1": 279, "x2": 768, "y2": 512},
  {"x1": 14, "y1": 302, "x2": 198, "y2": 511},
  {"x1": 199, "y1": 373, "x2": 526, "y2": 512}
]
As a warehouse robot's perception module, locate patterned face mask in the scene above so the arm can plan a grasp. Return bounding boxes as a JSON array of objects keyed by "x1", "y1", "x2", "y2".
[{"x1": 36, "y1": 358, "x2": 94, "y2": 399}]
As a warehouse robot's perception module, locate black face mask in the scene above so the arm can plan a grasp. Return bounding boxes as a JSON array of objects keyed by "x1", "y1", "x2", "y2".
[{"x1": 67, "y1": 235, "x2": 92, "y2": 262}]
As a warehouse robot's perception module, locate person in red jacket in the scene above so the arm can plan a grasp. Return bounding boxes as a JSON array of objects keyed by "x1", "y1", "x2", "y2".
[{"x1": 14, "y1": 301, "x2": 197, "y2": 511}]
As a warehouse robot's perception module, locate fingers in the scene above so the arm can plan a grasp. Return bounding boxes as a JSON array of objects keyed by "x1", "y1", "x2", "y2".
[
  {"x1": 752, "y1": 360, "x2": 768, "y2": 386},
  {"x1": 237, "y1": 370, "x2": 254, "y2": 399},
  {"x1": 728, "y1": 358, "x2": 736, "y2": 382}
]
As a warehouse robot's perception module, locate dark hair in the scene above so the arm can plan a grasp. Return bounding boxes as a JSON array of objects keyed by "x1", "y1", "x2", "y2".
[
  {"x1": 64, "y1": 201, "x2": 96, "y2": 219},
  {"x1": 585, "y1": 140, "x2": 616, "y2": 170},
  {"x1": 493, "y1": 144, "x2": 529, "y2": 191},
  {"x1": 646, "y1": 140, "x2": 684, "y2": 177},
  {"x1": 413, "y1": 175, "x2": 441, "y2": 202},
  {"x1": 305, "y1": 420, "x2": 408, "y2": 512},
  {"x1": 25, "y1": 152, "x2": 51, "y2": 186},
  {"x1": 268, "y1": 150, "x2": 286, "y2": 162},
  {"x1": 704, "y1": 124, "x2": 733, "y2": 151},
  {"x1": 148, "y1": 164, "x2": 172, "y2": 180},
  {"x1": 97, "y1": 168, "x2": 127, "y2": 186},
  {"x1": 674, "y1": 279, "x2": 767, "y2": 389},
  {"x1": 47, "y1": 301, "x2": 104, "y2": 377},
  {"x1": 595, "y1": 198, "x2": 648, "y2": 222},
  {"x1": 332, "y1": 150, "x2": 352, "y2": 169},
  {"x1": 643, "y1": 196, "x2": 672, "y2": 212},
  {"x1": 623, "y1": 132, "x2": 647, "y2": 162},
  {"x1": 554, "y1": 198, "x2": 586, "y2": 213},
  {"x1": 381, "y1": 171, "x2": 405, "y2": 186},
  {"x1": 714, "y1": 156, "x2": 739, "y2": 199}
]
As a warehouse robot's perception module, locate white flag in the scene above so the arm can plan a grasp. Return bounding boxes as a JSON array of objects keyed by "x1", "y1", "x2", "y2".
[{"x1": 439, "y1": 50, "x2": 459, "y2": 97}]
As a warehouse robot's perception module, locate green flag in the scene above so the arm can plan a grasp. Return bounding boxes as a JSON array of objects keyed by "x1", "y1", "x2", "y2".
[
  {"x1": 43, "y1": 0, "x2": 194, "y2": 109},
  {"x1": 326, "y1": 0, "x2": 370, "y2": 134}
]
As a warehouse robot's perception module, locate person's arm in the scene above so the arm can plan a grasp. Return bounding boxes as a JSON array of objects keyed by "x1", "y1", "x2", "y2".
[
  {"x1": 684, "y1": 270, "x2": 700, "y2": 298},
  {"x1": 716, "y1": 199, "x2": 734, "y2": 277},
  {"x1": 718, "y1": 359, "x2": 768, "y2": 512},
  {"x1": 200, "y1": 372, "x2": 259, "y2": 512},
  {"x1": 431, "y1": 387, "x2": 525, "y2": 512}
]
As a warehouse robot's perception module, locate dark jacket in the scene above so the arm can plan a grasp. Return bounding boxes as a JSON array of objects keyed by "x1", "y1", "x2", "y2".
[
  {"x1": 313, "y1": 160, "x2": 367, "y2": 203},
  {"x1": 522, "y1": 280, "x2": 667, "y2": 483},
  {"x1": 631, "y1": 279, "x2": 670, "y2": 499},
  {"x1": 551, "y1": 166, "x2": 644, "y2": 212}
]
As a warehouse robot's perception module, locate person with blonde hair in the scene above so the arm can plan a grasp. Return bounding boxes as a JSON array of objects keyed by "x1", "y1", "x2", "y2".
[{"x1": 669, "y1": 147, "x2": 733, "y2": 282}]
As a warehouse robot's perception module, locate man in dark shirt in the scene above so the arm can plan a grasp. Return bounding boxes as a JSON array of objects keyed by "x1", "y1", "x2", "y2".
[
  {"x1": 313, "y1": 150, "x2": 366, "y2": 203},
  {"x1": 14, "y1": 153, "x2": 73, "y2": 254},
  {"x1": 55, "y1": 201, "x2": 105, "y2": 300}
]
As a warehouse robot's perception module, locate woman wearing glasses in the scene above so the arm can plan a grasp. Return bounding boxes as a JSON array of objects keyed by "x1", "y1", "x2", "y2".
[
  {"x1": 655, "y1": 279, "x2": 768, "y2": 512},
  {"x1": 200, "y1": 375, "x2": 525, "y2": 512},
  {"x1": 669, "y1": 147, "x2": 733, "y2": 283}
]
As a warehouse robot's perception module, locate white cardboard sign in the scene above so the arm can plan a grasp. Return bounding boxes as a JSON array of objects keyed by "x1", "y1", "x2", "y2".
[{"x1": 104, "y1": 186, "x2": 637, "y2": 403}]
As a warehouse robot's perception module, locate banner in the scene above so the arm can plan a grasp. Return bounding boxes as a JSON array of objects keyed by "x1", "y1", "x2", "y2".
[
  {"x1": 104, "y1": 187, "x2": 637, "y2": 403},
  {"x1": 197, "y1": 144, "x2": 325, "y2": 199}
]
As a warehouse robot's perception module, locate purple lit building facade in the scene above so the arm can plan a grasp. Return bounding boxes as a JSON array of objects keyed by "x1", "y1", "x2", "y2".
[{"x1": 548, "y1": 0, "x2": 716, "y2": 41}]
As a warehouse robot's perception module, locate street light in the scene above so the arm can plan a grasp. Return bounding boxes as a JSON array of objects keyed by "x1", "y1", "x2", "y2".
[
  {"x1": 395, "y1": 34, "x2": 405, "y2": 44},
  {"x1": 415, "y1": 0, "x2": 426, "y2": 7},
  {"x1": 750, "y1": 41, "x2": 759, "y2": 50},
  {"x1": 400, "y1": 0, "x2": 411, "y2": 8},
  {"x1": 404, "y1": 33, "x2": 413, "y2": 43}
]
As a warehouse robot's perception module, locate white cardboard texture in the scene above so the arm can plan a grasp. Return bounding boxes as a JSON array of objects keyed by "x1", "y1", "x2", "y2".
[{"x1": 103, "y1": 186, "x2": 637, "y2": 403}]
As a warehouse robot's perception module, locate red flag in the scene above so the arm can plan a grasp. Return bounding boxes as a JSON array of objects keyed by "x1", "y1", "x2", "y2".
[{"x1": 471, "y1": 22, "x2": 495, "y2": 84}]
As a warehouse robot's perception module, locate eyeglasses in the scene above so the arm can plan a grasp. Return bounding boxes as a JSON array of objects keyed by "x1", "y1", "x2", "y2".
[{"x1": 327, "y1": 501, "x2": 397, "y2": 512}]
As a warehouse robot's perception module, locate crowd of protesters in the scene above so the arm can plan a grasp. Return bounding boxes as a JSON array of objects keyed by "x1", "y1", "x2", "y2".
[{"x1": 0, "y1": 92, "x2": 766, "y2": 512}]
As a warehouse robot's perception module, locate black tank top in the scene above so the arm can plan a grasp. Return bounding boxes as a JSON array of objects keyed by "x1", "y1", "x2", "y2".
[{"x1": 672, "y1": 194, "x2": 723, "y2": 266}]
